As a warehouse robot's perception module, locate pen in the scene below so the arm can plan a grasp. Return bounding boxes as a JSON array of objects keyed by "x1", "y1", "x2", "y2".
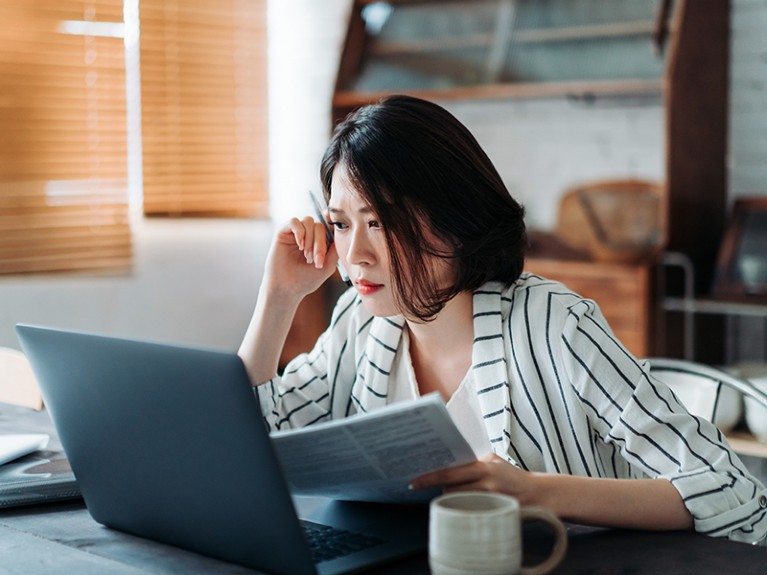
[{"x1": 308, "y1": 190, "x2": 352, "y2": 286}]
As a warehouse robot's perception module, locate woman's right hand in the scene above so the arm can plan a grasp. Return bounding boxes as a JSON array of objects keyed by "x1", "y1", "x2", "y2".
[
  {"x1": 239, "y1": 216, "x2": 339, "y2": 383},
  {"x1": 262, "y1": 216, "x2": 340, "y2": 301}
]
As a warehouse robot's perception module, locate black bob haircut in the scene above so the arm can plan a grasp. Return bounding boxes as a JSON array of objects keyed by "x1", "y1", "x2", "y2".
[{"x1": 320, "y1": 95, "x2": 527, "y2": 321}]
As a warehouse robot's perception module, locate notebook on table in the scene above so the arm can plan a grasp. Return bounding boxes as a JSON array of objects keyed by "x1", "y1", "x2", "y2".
[
  {"x1": 0, "y1": 447, "x2": 80, "y2": 509},
  {"x1": 16, "y1": 324, "x2": 428, "y2": 575},
  {"x1": 0, "y1": 433, "x2": 49, "y2": 466},
  {"x1": 0, "y1": 411, "x2": 81, "y2": 509}
]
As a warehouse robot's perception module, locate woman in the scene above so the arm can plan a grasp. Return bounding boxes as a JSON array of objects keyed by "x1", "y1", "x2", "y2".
[{"x1": 239, "y1": 95, "x2": 767, "y2": 543}]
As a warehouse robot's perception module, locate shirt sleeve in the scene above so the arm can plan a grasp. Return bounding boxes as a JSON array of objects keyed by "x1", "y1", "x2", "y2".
[
  {"x1": 255, "y1": 288, "x2": 361, "y2": 431},
  {"x1": 560, "y1": 297, "x2": 767, "y2": 544}
]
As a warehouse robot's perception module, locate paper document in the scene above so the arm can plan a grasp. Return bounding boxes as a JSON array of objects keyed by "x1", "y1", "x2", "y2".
[
  {"x1": 271, "y1": 393, "x2": 477, "y2": 504},
  {"x1": 0, "y1": 433, "x2": 49, "y2": 466}
]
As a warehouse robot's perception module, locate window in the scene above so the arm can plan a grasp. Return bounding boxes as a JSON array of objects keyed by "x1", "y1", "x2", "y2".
[
  {"x1": 0, "y1": 1, "x2": 131, "y2": 274},
  {"x1": 139, "y1": 0, "x2": 268, "y2": 217},
  {"x1": 0, "y1": 0, "x2": 268, "y2": 275}
]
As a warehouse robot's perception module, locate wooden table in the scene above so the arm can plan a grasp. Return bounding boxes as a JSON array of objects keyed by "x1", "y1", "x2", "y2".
[{"x1": 2, "y1": 404, "x2": 766, "y2": 574}]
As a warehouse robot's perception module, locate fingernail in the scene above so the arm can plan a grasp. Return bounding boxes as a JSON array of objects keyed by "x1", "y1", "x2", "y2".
[{"x1": 306, "y1": 252, "x2": 313, "y2": 264}]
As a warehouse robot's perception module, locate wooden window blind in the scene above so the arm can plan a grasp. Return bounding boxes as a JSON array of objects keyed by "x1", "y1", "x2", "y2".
[
  {"x1": 139, "y1": 0, "x2": 268, "y2": 217},
  {"x1": 0, "y1": 0, "x2": 132, "y2": 274}
]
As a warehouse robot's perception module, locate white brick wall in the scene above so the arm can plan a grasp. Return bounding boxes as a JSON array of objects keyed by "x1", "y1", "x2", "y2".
[
  {"x1": 729, "y1": 0, "x2": 767, "y2": 200},
  {"x1": 728, "y1": 0, "x2": 767, "y2": 364},
  {"x1": 441, "y1": 97, "x2": 664, "y2": 230}
]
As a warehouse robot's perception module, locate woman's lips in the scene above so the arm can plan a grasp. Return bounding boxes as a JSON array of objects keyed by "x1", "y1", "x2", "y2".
[{"x1": 355, "y1": 279, "x2": 383, "y2": 296}]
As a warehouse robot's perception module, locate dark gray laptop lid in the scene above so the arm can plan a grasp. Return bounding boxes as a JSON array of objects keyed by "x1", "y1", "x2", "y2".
[{"x1": 16, "y1": 324, "x2": 317, "y2": 575}]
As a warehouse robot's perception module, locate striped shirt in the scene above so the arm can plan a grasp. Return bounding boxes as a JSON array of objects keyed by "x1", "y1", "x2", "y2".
[{"x1": 257, "y1": 273, "x2": 767, "y2": 543}]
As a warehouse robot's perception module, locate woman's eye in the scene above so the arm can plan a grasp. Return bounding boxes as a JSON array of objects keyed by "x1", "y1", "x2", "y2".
[
  {"x1": 368, "y1": 220, "x2": 381, "y2": 229},
  {"x1": 330, "y1": 221, "x2": 348, "y2": 231}
]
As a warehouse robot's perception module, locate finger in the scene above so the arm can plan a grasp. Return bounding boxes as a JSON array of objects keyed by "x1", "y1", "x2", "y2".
[
  {"x1": 480, "y1": 453, "x2": 504, "y2": 463},
  {"x1": 325, "y1": 241, "x2": 339, "y2": 266},
  {"x1": 300, "y1": 216, "x2": 315, "y2": 264},
  {"x1": 312, "y1": 222, "x2": 329, "y2": 269},
  {"x1": 410, "y1": 462, "x2": 486, "y2": 490},
  {"x1": 285, "y1": 217, "x2": 306, "y2": 252},
  {"x1": 441, "y1": 479, "x2": 496, "y2": 494}
]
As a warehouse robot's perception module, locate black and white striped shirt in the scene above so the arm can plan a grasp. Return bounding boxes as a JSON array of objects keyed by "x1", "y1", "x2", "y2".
[{"x1": 257, "y1": 273, "x2": 767, "y2": 543}]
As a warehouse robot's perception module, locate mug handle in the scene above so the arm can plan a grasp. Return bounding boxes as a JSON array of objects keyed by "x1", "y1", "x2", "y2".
[{"x1": 519, "y1": 507, "x2": 569, "y2": 575}]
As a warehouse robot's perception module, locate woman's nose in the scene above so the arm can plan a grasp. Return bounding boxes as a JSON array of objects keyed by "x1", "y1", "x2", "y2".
[{"x1": 346, "y1": 228, "x2": 374, "y2": 267}]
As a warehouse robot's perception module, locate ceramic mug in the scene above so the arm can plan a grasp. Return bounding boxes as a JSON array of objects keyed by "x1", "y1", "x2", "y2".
[{"x1": 429, "y1": 491, "x2": 567, "y2": 575}]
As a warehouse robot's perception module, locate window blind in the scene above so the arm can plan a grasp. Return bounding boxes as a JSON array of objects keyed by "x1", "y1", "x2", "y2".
[
  {"x1": 139, "y1": 0, "x2": 268, "y2": 217},
  {"x1": 0, "y1": 0, "x2": 132, "y2": 274}
]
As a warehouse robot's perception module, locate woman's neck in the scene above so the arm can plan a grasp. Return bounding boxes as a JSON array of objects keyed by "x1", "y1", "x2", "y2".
[
  {"x1": 406, "y1": 291, "x2": 473, "y2": 348},
  {"x1": 405, "y1": 290, "x2": 474, "y2": 401}
]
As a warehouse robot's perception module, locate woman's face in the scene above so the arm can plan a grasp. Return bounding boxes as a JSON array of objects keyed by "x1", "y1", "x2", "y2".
[
  {"x1": 328, "y1": 164, "x2": 458, "y2": 320},
  {"x1": 329, "y1": 165, "x2": 398, "y2": 317}
]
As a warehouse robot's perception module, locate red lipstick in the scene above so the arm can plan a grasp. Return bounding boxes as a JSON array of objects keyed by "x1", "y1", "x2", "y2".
[{"x1": 355, "y1": 278, "x2": 383, "y2": 296}]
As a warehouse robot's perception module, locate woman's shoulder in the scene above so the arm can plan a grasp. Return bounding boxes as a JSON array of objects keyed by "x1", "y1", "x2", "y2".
[
  {"x1": 499, "y1": 272, "x2": 583, "y2": 300},
  {"x1": 495, "y1": 272, "x2": 602, "y2": 320}
]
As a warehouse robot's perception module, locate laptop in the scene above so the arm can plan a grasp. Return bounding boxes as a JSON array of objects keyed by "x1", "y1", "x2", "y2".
[{"x1": 15, "y1": 324, "x2": 428, "y2": 575}]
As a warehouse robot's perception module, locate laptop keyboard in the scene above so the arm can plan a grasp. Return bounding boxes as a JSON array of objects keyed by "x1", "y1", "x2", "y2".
[{"x1": 300, "y1": 519, "x2": 387, "y2": 563}]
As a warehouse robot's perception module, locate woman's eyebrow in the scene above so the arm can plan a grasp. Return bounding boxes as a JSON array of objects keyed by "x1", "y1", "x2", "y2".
[{"x1": 328, "y1": 206, "x2": 374, "y2": 216}]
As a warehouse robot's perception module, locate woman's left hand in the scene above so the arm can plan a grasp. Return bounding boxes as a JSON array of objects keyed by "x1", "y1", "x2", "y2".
[
  {"x1": 410, "y1": 453, "x2": 539, "y2": 506},
  {"x1": 412, "y1": 455, "x2": 695, "y2": 532}
]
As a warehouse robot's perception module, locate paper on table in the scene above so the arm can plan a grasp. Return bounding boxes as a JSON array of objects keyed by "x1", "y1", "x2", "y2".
[
  {"x1": 0, "y1": 433, "x2": 49, "y2": 466},
  {"x1": 270, "y1": 393, "x2": 477, "y2": 504}
]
